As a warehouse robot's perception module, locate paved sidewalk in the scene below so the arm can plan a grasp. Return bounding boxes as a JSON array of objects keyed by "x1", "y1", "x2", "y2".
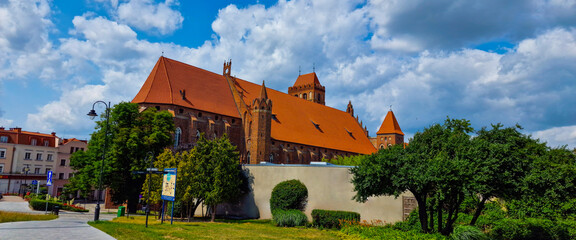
[{"x1": 0, "y1": 196, "x2": 116, "y2": 240}]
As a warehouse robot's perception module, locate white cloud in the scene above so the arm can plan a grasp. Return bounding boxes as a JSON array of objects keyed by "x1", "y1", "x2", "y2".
[
  {"x1": 532, "y1": 126, "x2": 576, "y2": 149},
  {"x1": 116, "y1": 0, "x2": 183, "y2": 35}
]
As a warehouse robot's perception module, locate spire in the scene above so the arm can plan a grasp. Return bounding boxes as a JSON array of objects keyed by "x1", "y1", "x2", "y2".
[
  {"x1": 259, "y1": 80, "x2": 268, "y2": 99},
  {"x1": 346, "y1": 100, "x2": 354, "y2": 116},
  {"x1": 377, "y1": 110, "x2": 404, "y2": 135}
]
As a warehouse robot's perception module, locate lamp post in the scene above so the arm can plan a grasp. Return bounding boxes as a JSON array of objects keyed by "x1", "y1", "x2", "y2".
[
  {"x1": 87, "y1": 101, "x2": 110, "y2": 221},
  {"x1": 21, "y1": 167, "x2": 30, "y2": 195}
]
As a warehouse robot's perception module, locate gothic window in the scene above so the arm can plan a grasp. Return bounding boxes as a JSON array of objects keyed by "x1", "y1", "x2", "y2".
[
  {"x1": 174, "y1": 127, "x2": 182, "y2": 147},
  {"x1": 380, "y1": 145, "x2": 385, "y2": 149},
  {"x1": 196, "y1": 129, "x2": 201, "y2": 139}
]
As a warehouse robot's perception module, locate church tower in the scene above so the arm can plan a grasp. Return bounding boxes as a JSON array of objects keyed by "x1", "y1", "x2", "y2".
[
  {"x1": 288, "y1": 73, "x2": 325, "y2": 105},
  {"x1": 375, "y1": 110, "x2": 404, "y2": 149},
  {"x1": 249, "y1": 81, "x2": 272, "y2": 164}
]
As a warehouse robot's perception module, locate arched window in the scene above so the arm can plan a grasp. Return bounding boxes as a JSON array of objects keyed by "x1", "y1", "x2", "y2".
[
  {"x1": 196, "y1": 129, "x2": 200, "y2": 139},
  {"x1": 247, "y1": 152, "x2": 251, "y2": 163},
  {"x1": 269, "y1": 153, "x2": 274, "y2": 163},
  {"x1": 302, "y1": 93, "x2": 307, "y2": 100},
  {"x1": 174, "y1": 127, "x2": 182, "y2": 147}
]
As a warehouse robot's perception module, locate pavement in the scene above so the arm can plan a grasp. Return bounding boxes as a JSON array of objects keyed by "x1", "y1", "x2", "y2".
[{"x1": 0, "y1": 196, "x2": 117, "y2": 240}]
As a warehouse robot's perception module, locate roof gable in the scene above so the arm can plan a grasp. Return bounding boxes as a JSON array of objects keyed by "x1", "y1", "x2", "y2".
[
  {"x1": 377, "y1": 111, "x2": 404, "y2": 135},
  {"x1": 132, "y1": 57, "x2": 240, "y2": 118}
]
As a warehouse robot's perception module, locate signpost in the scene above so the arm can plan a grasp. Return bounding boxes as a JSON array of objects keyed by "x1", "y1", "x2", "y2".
[
  {"x1": 161, "y1": 168, "x2": 177, "y2": 224},
  {"x1": 45, "y1": 171, "x2": 52, "y2": 214}
]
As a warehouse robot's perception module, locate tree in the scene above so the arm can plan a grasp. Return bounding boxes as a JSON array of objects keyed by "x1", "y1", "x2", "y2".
[
  {"x1": 143, "y1": 134, "x2": 244, "y2": 221},
  {"x1": 69, "y1": 102, "x2": 174, "y2": 213},
  {"x1": 352, "y1": 118, "x2": 475, "y2": 235},
  {"x1": 468, "y1": 124, "x2": 546, "y2": 225}
]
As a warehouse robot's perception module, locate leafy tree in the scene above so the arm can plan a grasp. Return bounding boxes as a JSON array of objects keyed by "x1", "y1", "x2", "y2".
[
  {"x1": 352, "y1": 118, "x2": 475, "y2": 235},
  {"x1": 69, "y1": 102, "x2": 174, "y2": 213},
  {"x1": 143, "y1": 134, "x2": 243, "y2": 221},
  {"x1": 468, "y1": 124, "x2": 546, "y2": 225}
]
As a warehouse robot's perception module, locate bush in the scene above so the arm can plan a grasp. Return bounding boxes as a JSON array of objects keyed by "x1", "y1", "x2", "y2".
[
  {"x1": 490, "y1": 218, "x2": 572, "y2": 240},
  {"x1": 312, "y1": 209, "x2": 360, "y2": 229},
  {"x1": 270, "y1": 179, "x2": 308, "y2": 212},
  {"x1": 339, "y1": 223, "x2": 447, "y2": 240},
  {"x1": 449, "y1": 225, "x2": 488, "y2": 240},
  {"x1": 29, "y1": 199, "x2": 62, "y2": 211},
  {"x1": 272, "y1": 209, "x2": 308, "y2": 227}
]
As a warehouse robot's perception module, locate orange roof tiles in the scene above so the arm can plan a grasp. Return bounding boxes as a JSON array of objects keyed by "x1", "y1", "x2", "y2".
[
  {"x1": 236, "y1": 79, "x2": 376, "y2": 155},
  {"x1": 132, "y1": 57, "x2": 240, "y2": 118},
  {"x1": 377, "y1": 111, "x2": 404, "y2": 135},
  {"x1": 293, "y1": 72, "x2": 321, "y2": 87}
]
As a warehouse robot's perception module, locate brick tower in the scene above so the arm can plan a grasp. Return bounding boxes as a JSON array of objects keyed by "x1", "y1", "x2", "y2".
[
  {"x1": 288, "y1": 72, "x2": 325, "y2": 105},
  {"x1": 249, "y1": 81, "x2": 272, "y2": 164},
  {"x1": 375, "y1": 110, "x2": 404, "y2": 149}
]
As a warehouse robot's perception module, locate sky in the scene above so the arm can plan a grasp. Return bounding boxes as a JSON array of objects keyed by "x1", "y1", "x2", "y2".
[{"x1": 1, "y1": 0, "x2": 576, "y2": 149}]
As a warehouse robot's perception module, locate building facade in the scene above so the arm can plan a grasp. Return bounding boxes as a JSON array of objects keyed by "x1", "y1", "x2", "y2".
[
  {"x1": 0, "y1": 127, "x2": 58, "y2": 194},
  {"x1": 132, "y1": 57, "x2": 404, "y2": 164},
  {"x1": 52, "y1": 138, "x2": 87, "y2": 196}
]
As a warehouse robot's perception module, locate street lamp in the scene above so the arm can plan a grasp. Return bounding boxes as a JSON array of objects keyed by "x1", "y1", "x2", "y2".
[
  {"x1": 87, "y1": 101, "x2": 110, "y2": 221},
  {"x1": 21, "y1": 167, "x2": 30, "y2": 195}
]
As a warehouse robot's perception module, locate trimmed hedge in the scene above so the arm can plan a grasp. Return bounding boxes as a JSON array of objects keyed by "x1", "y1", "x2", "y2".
[
  {"x1": 29, "y1": 199, "x2": 62, "y2": 211},
  {"x1": 312, "y1": 209, "x2": 360, "y2": 229},
  {"x1": 270, "y1": 179, "x2": 308, "y2": 211},
  {"x1": 272, "y1": 209, "x2": 308, "y2": 227}
]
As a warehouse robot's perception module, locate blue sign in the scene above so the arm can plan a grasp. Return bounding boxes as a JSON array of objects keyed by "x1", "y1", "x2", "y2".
[
  {"x1": 46, "y1": 171, "x2": 53, "y2": 186},
  {"x1": 161, "y1": 168, "x2": 177, "y2": 201},
  {"x1": 31, "y1": 180, "x2": 38, "y2": 185}
]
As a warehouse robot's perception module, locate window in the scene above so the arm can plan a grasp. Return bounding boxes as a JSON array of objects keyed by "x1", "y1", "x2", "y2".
[
  {"x1": 45, "y1": 168, "x2": 51, "y2": 174},
  {"x1": 0, "y1": 149, "x2": 5, "y2": 158},
  {"x1": 44, "y1": 140, "x2": 49, "y2": 146},
  {"x1": 60, "y1": 159, "x2": 66, "y2": 166},
  {"x1": 0, "y1": 136, "x2": 7, "y2": 143},
  {"x1": 34, "y1": 167, "x2": 41, "y2": 174},
  {"x1": 69, "y1": 173, "x2": 74, "y2": 178},
  {"x1": 59, "y1": 173, "x2": 65, "y2": 179},
  {"x1": 70, "y1": 147, "x2": 74, "y2": 154},
  {"x1": 174, "y1": 127, "x2": 182, "y2": 147},
  {"x1": 31, "y1": 139, "x2": 37, "y2": 146},
  {"x1": 36, "y1": 153, "x2": 42, "y2": 160},
  {"x1": 302, "y1": 93, "x2": 307, "y2": 100},
  {"x1": 0, "y1": 164, "x2": 4, "y2": 173},
  {"x1": 47, "y1": 154, "x2": 53, "y2": 161},
  {"x1": 24, "y1": 152, "x2": 31, "y2": 160},
  {"x1": 247, "y1": 152, "x2": 251, "y2": 163}
]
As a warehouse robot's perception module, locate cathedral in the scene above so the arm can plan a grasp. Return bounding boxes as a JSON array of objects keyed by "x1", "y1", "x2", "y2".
[{"x1": 132, "y1": 57, "x2": 404, "y2": 164}]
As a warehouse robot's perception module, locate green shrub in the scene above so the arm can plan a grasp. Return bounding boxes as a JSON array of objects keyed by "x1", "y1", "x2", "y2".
[
  {"x1": 272, "y1": 209, "x2": 308, "y2": 227},
  {"x1": 270, "y1": 179, "x2": 308, "y2": 212},
  {"x1": 340, "y1": 224, "x2": 447, "y2": 240},
  {"x1": 311, "y1": 209, "x2": 360, "y2": 229},
  {"x1": 449, "y1": 225, "x2": 488, "y2": 240},
  {"x1": 490, "y1": 218, "x2": 571, "y2": 240},
  {"x1": 29, "y1": 199, "x2": 62, "y2": 211}
]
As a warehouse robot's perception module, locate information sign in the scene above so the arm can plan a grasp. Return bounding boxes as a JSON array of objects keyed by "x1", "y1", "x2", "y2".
[{"x1": 161, "y1": 168, "x2": 177, "y2": 201}]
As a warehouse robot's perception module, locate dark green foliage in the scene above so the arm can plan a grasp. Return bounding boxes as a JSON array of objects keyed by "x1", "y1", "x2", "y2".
[
  {"x1": 29, "y1": 199, "x2": 61, "y2": 211},
  {"x1": 68, "y1": 102, "x2": 174, "y2": 213},
  {"x1": 340, "y1": 224, "x2": 447, "y2": 240},
  {"x1": 272, "y1": 209, "x2": 308, "y2": 227},
  {"x1": 490, "y1": 218, "x2": 574, "y2": 240},
  {"x1": 449, "y1": 225, "x2": 487, "y2": 240},
  {"x1": 270, "y1": 179, "x2": 308, "y2": 212},
  {"x1": 311, "y1": 209, "x2": 360, "y2": 229}
]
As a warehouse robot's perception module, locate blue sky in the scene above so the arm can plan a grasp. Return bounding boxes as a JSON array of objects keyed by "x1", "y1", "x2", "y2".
[{"x1": 1, "y1": 0, "x2": 576, "y2": 149}]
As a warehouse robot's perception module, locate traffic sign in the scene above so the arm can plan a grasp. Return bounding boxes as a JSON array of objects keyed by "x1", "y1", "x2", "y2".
[
  {"x1": 31, "y1": 180, "x2": 38, "y2": 185},
  {"x1": 46, "y1": 171, "x2": 53, "y2": 186}
]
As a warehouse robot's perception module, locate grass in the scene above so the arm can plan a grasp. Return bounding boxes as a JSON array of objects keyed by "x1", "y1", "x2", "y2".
[
  {"x1": 0, "y1": 211, "x2": 58, "y2": 223},
  {"x1": 89, "y1": 216, "x2": 340, "y2": 240}
]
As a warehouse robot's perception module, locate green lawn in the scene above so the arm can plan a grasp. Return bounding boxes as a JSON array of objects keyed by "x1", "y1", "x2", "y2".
[
  {"x1": 90, "y1": 216, "x2": 341, "y2": 240},
  {"x1": 0, "y1": 211, "x2": 58, "y2": 223}
]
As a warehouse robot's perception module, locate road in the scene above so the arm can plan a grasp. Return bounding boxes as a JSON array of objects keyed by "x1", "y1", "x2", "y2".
[{"x1": 0, "y1": 196, "x2": 116, "y2": 240}]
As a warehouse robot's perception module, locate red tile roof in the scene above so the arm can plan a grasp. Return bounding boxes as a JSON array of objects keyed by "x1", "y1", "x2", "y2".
[
  {"x1": 236, "y1": 79, "x2": 376, "y2": 154},
  {"x1": 134, "y1": 57, "x2": 376, "y2": 155},
  {"x1": 377, "y1": 111, "x2": 404, "y2": 135},
  {"x1": 132, "y1": 57, "x2": 240, "y2": 118},
  {"x1": 293, "y1": 72, "x2": 321, "y2": 87}
]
